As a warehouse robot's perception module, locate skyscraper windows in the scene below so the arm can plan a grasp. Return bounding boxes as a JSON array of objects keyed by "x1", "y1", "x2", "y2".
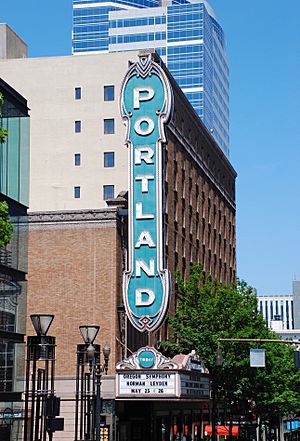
[{"x1": 72, "y1": 0, "x2": 230, "y2": 155}]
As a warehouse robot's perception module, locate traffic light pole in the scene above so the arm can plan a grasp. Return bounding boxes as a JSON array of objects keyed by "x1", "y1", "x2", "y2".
[
  {"x1": 218, "y1": 338, "x2": 300, "y2": 368},
  {"x1": 218, "y1": 338, "x2": 300, "y2": 344}
]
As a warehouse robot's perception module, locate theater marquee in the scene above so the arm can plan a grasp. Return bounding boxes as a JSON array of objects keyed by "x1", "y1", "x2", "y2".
[
  {"x1": 120, "y1": 53, "x2": 173, "y2": 332},
  {"x1": 116, "y1": 347, "x2": 210, "y2": 400}
]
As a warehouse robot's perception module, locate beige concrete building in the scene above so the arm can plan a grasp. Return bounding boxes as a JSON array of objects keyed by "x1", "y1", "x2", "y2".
[
  {"x1": 0, "y1": 24, "x2": 28, "y2": 60},
  {"x1": 0, "y1": 52, "x2": 140, "y2": 212}
]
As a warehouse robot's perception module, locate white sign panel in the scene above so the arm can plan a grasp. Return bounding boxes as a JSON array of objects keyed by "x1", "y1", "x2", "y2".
[
  {"x1": 250, "y1": 348, "x2": 265, "y2": 367},
  {"x1": 180, "y1": 373, "x2": 210, "y2": 399},
  {"x1": 117, "y1": 371, "x2": 178, "y2": 398}
]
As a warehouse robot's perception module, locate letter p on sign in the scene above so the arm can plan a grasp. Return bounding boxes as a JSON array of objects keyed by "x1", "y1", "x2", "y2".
[{"x1": 134, "y1": 87, "x2": 154, "y2": 109}]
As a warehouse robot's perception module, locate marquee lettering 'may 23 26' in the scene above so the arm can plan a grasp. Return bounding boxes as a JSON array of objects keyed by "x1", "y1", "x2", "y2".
[{"x1": 120, "y1": 54, "x2": 173, "y2": 332}]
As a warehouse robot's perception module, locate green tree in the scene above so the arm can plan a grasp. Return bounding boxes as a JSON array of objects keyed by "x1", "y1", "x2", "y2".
[
  {"x1": 0, "y1": 93, "x2": 12, "y2": 248},
  {"x1": 0, "y1": 93, "x2": 8, "y2": 143},
  {"x1": 0, "y1": 201, "x2": 13, "y2": 248},
  {"x1": 163, "y1": 266, "x2": 300, "y2": 437}
]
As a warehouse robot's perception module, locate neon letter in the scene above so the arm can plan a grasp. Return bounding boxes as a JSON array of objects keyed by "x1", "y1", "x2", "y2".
[
  {"x1": 136, "y1": 259, "x2": 155, "y2": 277},
  {"x1": 135, "y1": 230, "x2": 156, "y2": 248},
  {"x1": 136, "y1": 288, "x2": 155, "y2": 306},
  {"x1": 135, "y1": 175, "x2": 154, "y2": 193},
  {"x1": 134, "y1": 117, "x2": 154, "y2": 136},
  {"x1": 133, "y1": 86, "x2": 154, "y2": 109},
  {"x1": 136, "y1": 202, "x2": 154, "y2": 220},
  {"x1": 135, "y1": 146, "x2": 154, "y2": 165}
]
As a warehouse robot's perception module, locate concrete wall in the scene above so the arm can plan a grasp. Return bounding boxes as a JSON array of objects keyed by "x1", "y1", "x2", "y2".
[
  {"x1": 293, "y1": 281, "x2": 300, "y2": 328},
  {"x1": 0, "y1": 24, "x2": 28, "y2": 59}
]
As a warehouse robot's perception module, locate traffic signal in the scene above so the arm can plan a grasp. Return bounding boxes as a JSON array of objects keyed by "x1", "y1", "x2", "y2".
[{"x1": 294, "y1": 351, "x2": 300, "y2": 369}]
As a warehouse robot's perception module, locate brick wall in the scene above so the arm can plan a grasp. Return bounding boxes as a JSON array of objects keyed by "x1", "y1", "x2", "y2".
[{"x1": 27, "y1": 209, "x2": 123, "y2": 377}]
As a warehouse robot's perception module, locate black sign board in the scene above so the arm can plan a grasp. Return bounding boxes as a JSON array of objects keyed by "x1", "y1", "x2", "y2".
[{"x1": 47, "y1": 417, "x2": 64, "y2": 433}]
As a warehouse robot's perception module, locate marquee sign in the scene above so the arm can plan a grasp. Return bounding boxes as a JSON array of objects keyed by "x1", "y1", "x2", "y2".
[
  {"x1": 117, "y1": 371, "x2": 178, "y2": 398},
  {"x1": 116, "y1": 347, "x2": 210, "y2": 400},
  {"x1": 120, "y1": 52, "x2": 173, "y2": 332}
]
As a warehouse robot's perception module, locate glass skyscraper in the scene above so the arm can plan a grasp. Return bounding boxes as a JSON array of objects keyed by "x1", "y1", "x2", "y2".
[{"x1": 73, "y1": 0, "x2": 230, "y2": 156}]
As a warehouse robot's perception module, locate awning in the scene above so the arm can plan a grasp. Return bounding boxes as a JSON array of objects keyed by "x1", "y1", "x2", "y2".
[{"x1": 204, "y1": 425, "x2": 239, "y2": 436}]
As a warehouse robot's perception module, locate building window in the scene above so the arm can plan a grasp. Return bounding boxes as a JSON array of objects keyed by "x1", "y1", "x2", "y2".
[
  {"x1": 104, "y1": 85, "x2": 115, "y2": 101},
  {"x1": 174, "y1": 232, "x2": 178, "y2": 252},
  {"x1": 104, "y1": 152, "x2": 115, "y2": 168},
  {"x1": 74, "y1": 186, "x2": 81, "y2": 198},
  {"x1": 74, "y1": 154, "x2": 81, "y2": 166},
  {"x1": 0, "y1": 341, "x2": 14, "y2": 392},
  {"x1": 104, "y1": 119, "x2": 114, "y2": 134},
  {"x1": 75, "y1": 120, "x2": 81, "y2": 133},
  {"x1": 103, "y1": 185, "x2": 114, "y2": 200},
  {"x1": 174, "y1": 200, "x2": 178, "y2": 222},
  {"x1": 75, "y1": 87, "x2": 81, "y2": 100}
]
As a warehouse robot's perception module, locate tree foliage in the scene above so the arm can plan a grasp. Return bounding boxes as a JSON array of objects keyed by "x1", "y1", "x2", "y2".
[
  {"x1": 0, "y1": 93, "x2": 8, "y2": 144},
  {"x1": 163, "y1": 265, "x2": 300, "y2": 421},
  {"x1": 0, "y1": 201, "x2": 13, "y2": 249},
  {"x1": 0, "y1": 95, "x2": 12, "y2": 248}
]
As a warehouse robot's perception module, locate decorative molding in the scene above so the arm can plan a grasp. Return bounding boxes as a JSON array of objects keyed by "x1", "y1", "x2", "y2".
[
  {"x1": 0, "y1": 296, "x2": 17, "y2": 314},
  {"x1": 116, "y1": 347, "x2": 178, "y2": 371},
  {"x1": 28, "y1": 209, "x2": 120, "y2": 227}
]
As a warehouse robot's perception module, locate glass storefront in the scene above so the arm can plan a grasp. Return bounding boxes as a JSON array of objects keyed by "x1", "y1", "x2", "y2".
[{"x1": 117, "y1": 401, "x2": 210, "y2": 441}]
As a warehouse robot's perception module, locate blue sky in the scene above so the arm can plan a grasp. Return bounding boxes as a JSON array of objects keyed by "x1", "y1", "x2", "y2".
[{"x1": 1, "y1": 0, "x2": 299, "y2": 294}]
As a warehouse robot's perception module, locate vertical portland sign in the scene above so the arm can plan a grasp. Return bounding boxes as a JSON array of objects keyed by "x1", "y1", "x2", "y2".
[{"x1": 120, "y1": 53, "x2": 173, "y2": 333}]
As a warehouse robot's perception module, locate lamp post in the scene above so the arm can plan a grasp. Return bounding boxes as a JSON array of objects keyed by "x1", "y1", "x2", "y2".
[
  {"x1": 211, "y1": 345, "x2": 224, "y2": 441},
  {"x1": 24, "y1": 314, "x2": 55, "y2": 441},
  {"x1": 74, "y1": 325, "x2": 110, "y2": 441}
]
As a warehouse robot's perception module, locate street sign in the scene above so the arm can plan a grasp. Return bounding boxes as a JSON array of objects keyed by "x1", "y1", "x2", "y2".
[
  {"x1": 250, "y1": 348, "x2": 265, "y2": 367},
  {"x1": 120, "y1": 52, "x2": 173, "y2": 332}
]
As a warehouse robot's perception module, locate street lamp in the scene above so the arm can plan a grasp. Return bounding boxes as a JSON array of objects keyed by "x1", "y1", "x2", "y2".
[
  {"x1": 30, "y1": 314, "x2": 54, "y2": 337},
  {"x1": 24, "y1": 314, "x2": 60, "y2": 441},
  {"x1": 79, "y1": 325, "x2": 99, "y2": 345},
  {"x1": 75, "y1": 325, "x2": 110, "y2": 441}
]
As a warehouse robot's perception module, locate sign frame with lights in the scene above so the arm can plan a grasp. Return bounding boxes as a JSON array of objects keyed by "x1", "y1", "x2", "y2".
[{"x1": 120, "y1": 52, "x2": 173, "y2": 333}]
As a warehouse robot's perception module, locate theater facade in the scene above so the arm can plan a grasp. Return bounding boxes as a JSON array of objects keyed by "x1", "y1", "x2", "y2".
[{"x1": 1, "y1": 49, "x2": 236, "y2": 440}]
